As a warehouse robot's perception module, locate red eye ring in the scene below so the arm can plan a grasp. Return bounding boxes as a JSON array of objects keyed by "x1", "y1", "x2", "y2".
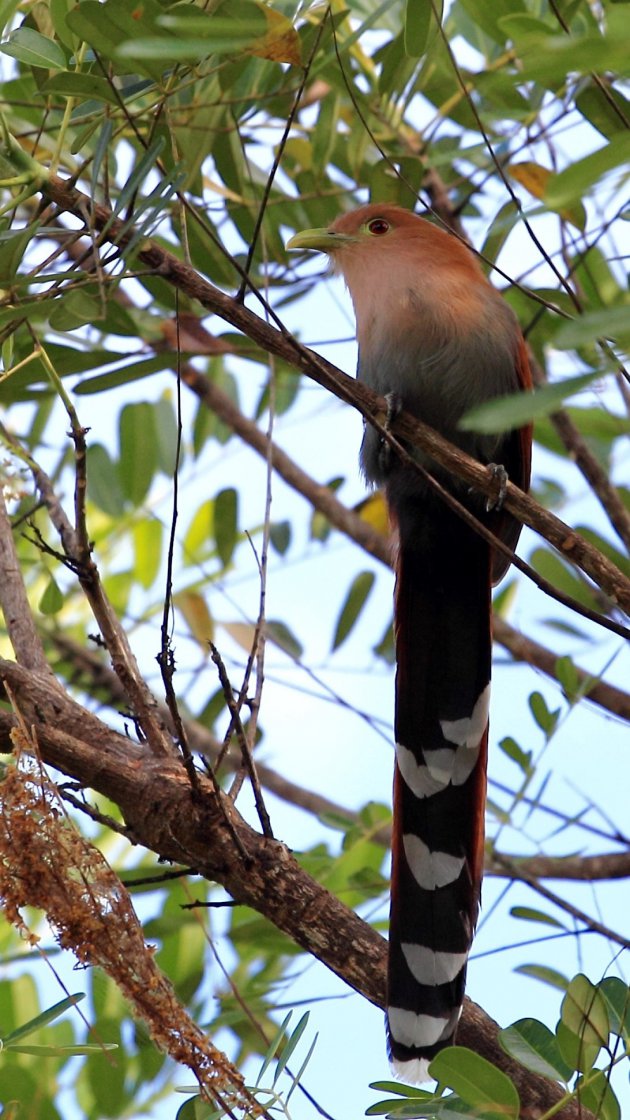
[{"x1": 367, "y1": 218, "x2": 390, "y2": 236}]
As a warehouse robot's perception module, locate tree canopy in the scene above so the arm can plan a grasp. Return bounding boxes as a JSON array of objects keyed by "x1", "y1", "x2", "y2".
[{"x1": 0, "y1": 1, "x2": 629, "y2": 1118}]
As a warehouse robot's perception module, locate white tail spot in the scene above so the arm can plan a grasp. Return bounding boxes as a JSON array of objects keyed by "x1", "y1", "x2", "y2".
[
  {"x1": 402, "y1": 943, "x2": 468, "y2": 986},
  {"x1": 403, "y1": 833, "x2": 465, "y2": 890},
  {"x1": 440, "y1": 685, "x2": 490, "y2": 748},
  {"x1": 395, "y1": 742, "x2": 448, "y2": 799},
  {"x1": 388, "y1": 1006, "x2": 458, "y2": 1050},
  {"x1": 390, "y1": 1056, "x2": 432, "y2": 1084}
]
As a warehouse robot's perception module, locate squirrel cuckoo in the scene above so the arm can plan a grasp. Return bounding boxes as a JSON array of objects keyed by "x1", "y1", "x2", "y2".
[{"x1": 287, "y1": 205, "x2": 532, "y2": 1082}]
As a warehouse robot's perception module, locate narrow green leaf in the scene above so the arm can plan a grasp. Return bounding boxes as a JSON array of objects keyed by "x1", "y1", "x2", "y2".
[
  {"x1": 0, "y1": 224, "x2": 41, "y2": 283},
  {"x1": 554, "y1": 655, "x2": 581, "y2": 702},
  {"x1": 255, "y1": 1012, "x2": 291, "y2": 1088},
  {"x1": 49, "y1": 289, "x2": 103, "y2": 332},
  {"x1": 545, "y1": 133, "x2": 630, "y2": 209},
  {"x1": 510, "y1": 906, "x2": 565, "y2": 929},
  {"x1": 74, "y1": 355, "x2": 170, "y2": 395},
  {"x1": 459, "y1": 373, "x2": 598, "y2": 433},
  {"x1": 7, "y1": 1042, "x2": 117, "y2": 1055},
  {"x1": 265, "y1": 619, "x2": 303, "y2": 659},
  {"x1": 404, "y1": 0, "x2": 431, "y2": 56},
  {"x1": 118, "y1": 402, "x2": 157, "y2": 507},
  {"x1": 0, "y1": 27, "x2": 66, "y2": 69},
  {"x1": 272, "y1": 1011, "x2": 310, "y2": 1086},
  {"x1": 44, "y1": 72, "x2": 120, "y2": 104},
  {"x1": 2, "y1": 993, "x2": 84, "y2": 1045},
  {"x1": 553, "y1": 305, "x2": 630, "y2": 350},
  {"x1": 515, "y1": 964, "x2": 569, "y2": 991},
  {"x1": 86, "y1": 443, "x2": 126, "y2": 517},
  {"x1": 499, "y1": 1018, "x2": 573, "y2": 1081},
  {"x1": 428, "y1": 1046, "x2": 520, "y2": 1118},
  {"x1": 332, "y1": 570, "x2": 375, "y2": 651},
  {"x1": 214, "y1": 487, "x2": 238, "y2": 567},
  {"x1": 133, "y1": 519, "x2": 162, "y2": 590}
]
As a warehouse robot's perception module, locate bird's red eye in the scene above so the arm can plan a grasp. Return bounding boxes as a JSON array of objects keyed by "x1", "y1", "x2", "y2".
[{"x1": 367, "y1": 218, "x2": 390, "y2": 236}]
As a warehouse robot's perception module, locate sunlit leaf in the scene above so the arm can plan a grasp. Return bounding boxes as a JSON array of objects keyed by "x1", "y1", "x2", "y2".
[
  {"x1": 176, "y1": 591, "x2": 214, "y2": 650},
  {"x1": 428, "y1": 1046, "x2": 520, "y2": 1118},
  {"x1": 0, "y1": 27, "x2": 66, "y2": 68},
  {"x1": 499, "y1": 1018, "x2": 573, "y2": 1082}
]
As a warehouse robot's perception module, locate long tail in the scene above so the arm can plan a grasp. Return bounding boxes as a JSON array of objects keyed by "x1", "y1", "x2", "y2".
[{"x1": 386, "y1": 497, "x2": 492, "y2": 1082}]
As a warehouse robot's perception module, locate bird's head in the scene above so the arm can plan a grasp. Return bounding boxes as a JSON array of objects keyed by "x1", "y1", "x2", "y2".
[{"x1": 286, "y1": 205, "x2": 486, "y2": 339}]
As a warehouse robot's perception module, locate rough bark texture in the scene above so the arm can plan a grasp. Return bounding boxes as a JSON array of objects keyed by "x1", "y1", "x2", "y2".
[{"x1": 0, "y1": 657, "x2": 593, "y2": 1120}]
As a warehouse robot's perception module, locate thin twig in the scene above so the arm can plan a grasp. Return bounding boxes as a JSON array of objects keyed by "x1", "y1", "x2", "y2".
[{"x1": 210, "y1": 643, "x2": 273, "y2": 839}]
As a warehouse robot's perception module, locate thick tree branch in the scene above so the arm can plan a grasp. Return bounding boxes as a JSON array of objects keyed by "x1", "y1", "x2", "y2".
[
  {"x1": 29, "y1": 171, "x2": 630, "y2": 619},
  {"x1": 0, "y1": 490, "x2": 53, "y2": 677},
  {"x1": 0, "y1": 658, "x2": 592, "y2": 1120},
  {"x1": 50, "y1": 633, "x2": 630, "y2": 882}
]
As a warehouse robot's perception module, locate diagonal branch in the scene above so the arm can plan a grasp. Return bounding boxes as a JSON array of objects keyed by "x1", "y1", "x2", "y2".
[
  {"x1": 0, "y1": 656, "x2": 593, "y2": 1120},
  {"x1": 29, "y1": 170, "x2": 630, "y2": 618}
]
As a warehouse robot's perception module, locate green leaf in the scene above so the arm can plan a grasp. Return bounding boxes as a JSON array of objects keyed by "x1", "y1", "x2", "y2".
[
  {"x1": 404, "y1": 0, "x2": 432, "y2": 56},
  {"x1": 528, "y1": 691, "x2": 560, "y2": 736},
  {"x1": 515, "y1": 964, "x2": 570, "y2": 991},
  {"x1": 43, "y1": 71, "x2": 121, "y2": 105},
  {"x1": 499, "y1": 1018, "x2": 573, "y2": 1082},
  {"x1": 459, "y1": 373, "x2": 598, "y2": 433},
  {"x1": 553, "y1": 305, "x2": 630, "y2": 350},
  {"x1": 272, "y1": 1011, "x2": 310, "y2": 1086},
  {"x1": 545, "y1": 133, "x2": 630, "y2": 209},
  {"x1": 499, "y1": 736, "x2": 532, "y2": 775},
  {"x1": 118, "y1": 402, "x2": 157, "y2": 507},
  {"x1": 86, "y1": 443, "x2": 126, "y2": 517},
  {"x1": 332, "y1": 570, "x2": 375, "y2": 651},
  {"x1": 38, "y1": 574, "x2": 64, "y2": 616},
  {"x1": 2, "y1": 994, "x2": 84, "y2": 1045},
  {"x1": 0, "y1": 27, "x2": 66, "y2": 69},
  {"x1": 576, "y1": 80, "x2": 630, "y2": 141},
  {"x1": 49, "y1": 289, "x2": 104, "y2": 332},
  {"x1": 575, "y1": 1071, "x2": 621, "y2": 1120},
  {"x1": 214, "y1": 487, "x2": 238, "y2": 568},
  {"x1": 0, "y1": 223, "x2": 41, "y2": 284},
  {"x1": 269, "y1": 520, "x2": 291, "y2": 555},
  {"x1": 510, "y1": 906, "x2": 565, "y2": 929},
  {"x1": 183, "y1": 499, "x2": 214, "y2": 561},
  {"x1": 265, "y1": 619, "x2": 303, "y2": 660},
  {"x1": 133, "y1": 518, "x2": 162, "y2": 590},
  {"x1": 557, "y1": 974, "x2": 610, "y2": 1072},
  {"x1": 428, "y1": 1047, "x2": 520, "y2": 1119},
  {"x1": 599, "y1": 977, "x2": 630, "y2": 1041},
  {"x1": 74, "y1": 355, "x2": 170, "y2": 395}
]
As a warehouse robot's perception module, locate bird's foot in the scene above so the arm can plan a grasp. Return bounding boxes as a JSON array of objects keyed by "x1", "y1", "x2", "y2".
[
  {"x1": 486, "y1": 463, "x2": 508, "y2": 511},
  {"x1": 378, "y1": 391, "x2": 403, "y2": 474}
]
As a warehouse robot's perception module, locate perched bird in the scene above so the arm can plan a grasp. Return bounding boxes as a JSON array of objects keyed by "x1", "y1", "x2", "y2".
[{"x1": 287, "y1": 204, "x2": 532, "y2": 1083}]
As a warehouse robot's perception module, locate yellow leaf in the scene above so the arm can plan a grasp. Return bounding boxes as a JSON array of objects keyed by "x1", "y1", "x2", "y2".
[
  {"x1": 176, "y1": 591, "x2": 214, "y2": 649},
  {"x1": 353, "y1": 491, "x2": 390, "y2": 537},
  {"x1": 509, "y1": 161, "x2": 586, "y2": 231},
  {"x1": 509, "y1": 160, "x2": 550, "y2": 200},
  {"x1": 246, "y1": 4, "x2": 301, "y2": 65},
  {"x1": 222, "y1": 620, "x2": 257, "y2": 654}
]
